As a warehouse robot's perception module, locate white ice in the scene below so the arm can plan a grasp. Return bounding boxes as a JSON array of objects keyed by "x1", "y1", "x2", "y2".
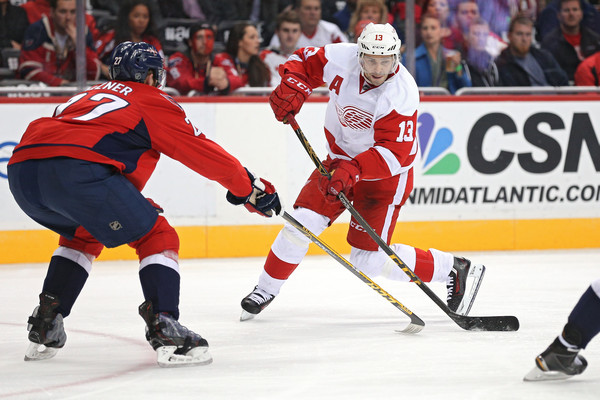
[{"x1": 1, "y1": 249, "x2": 599, "y2": 399}]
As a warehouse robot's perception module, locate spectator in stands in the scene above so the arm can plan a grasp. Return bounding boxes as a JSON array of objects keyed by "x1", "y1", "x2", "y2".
[
  {"x1": 213, "y1": 22, "x2": 270, "y2": 93},
  {"x1": 451, "y1": 0, "x2": 506, "y2": 57},
  {"x1": 21, "y1": 0, "x2": 99, "y2": 40},
  {"x1": 497, "y1": 15, "x2": 568, "y2": 86},
  {"x1": 421, "y1": 0, "x2": 462, "y2": 48},
  {"x1": 18, "y1": 0, "x2": 100, "y2": 86},
  {"x1": 270, "y1": 0, "x2": 348, "y2": 48},
  {"x1": 95, "y1": 0, "x2": 163, "y2": 78},
  {"x1": 448, "y1": 0, "x2": 479, "y2": 52},
  {"x1": 574, "y1": 50, "x2": 600, "y2": 84},
  {"x1": 0, "y1": 0, "x2": 29, "y2": 49},
  {"x1": 347, "y1": 0, "x2": 390, "y2": 41},
  {"x1": 260, "y1": 9, "x2": 301, "y2": 86},
  {"x1": 541, "y1": 0, "x2": 600, "y2": 81},
  {"x1": 462, "y1": 17, "x2": 500, "y2": 86},
  {"x1": 166, "y1": 23, "x2": 228, "y2": 95},
  {"x1": 424, "y1": 0, "x2": 451, "y2": 26},
  {"x1": 536, "y1": 0, "x2": 600, "y2": 42},
  {"x1": 411, "y1": 13, "x2": 471, "y2": 93}
]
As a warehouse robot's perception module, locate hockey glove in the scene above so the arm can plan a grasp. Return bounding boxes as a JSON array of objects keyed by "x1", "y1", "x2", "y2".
[
  {"x1": 226, "y1": 170, "x2": 283, "y2": 218},
  {"x1": 318, "y1": 159, "x2": 361, "y2": 203},
  {"x1": 269, "y1": 74, "x2": 312, "y2": 122}
]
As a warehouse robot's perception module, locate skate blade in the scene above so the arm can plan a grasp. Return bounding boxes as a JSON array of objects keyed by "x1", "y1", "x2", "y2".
[
  {"x1": 24, "y1": 342, "x2": 59, "y2": 361},
  {"x1": 240, "y1": 310, "x2": 256, "y2": 321},
  {"x1": 455, "y1": 264, "x2": 486, "y2": 316},
  {"x1": 156, "y1": 345, "x2": 213, "y2": 368},
  {"x1": 523, "y1": 365, "x2": 574, "y2": 381}
]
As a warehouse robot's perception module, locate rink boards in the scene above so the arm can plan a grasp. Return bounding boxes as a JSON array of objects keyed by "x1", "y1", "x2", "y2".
[{"x1": 1, "y1": 95, "x2": 599, "y2": 263}]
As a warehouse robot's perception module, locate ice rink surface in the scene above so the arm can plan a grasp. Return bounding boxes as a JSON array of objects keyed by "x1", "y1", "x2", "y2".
[{"x1": 1, "y1": 249, "x2": 599, "y2": 399}]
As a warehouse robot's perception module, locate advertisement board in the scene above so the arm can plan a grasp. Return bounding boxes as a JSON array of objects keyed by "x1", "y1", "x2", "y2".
[{"x1": 1, "y1": 96, "x2": 598, "y2": 262}]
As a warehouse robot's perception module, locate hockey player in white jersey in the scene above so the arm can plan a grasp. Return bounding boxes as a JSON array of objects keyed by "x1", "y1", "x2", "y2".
[{"x1": 240, "y1": 23, "x2": 485, "y2": 320}]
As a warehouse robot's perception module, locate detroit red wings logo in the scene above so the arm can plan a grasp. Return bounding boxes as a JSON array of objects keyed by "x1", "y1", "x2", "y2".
[{"x1": 335, "y1": 103, "x2": 373, "y2": 130}]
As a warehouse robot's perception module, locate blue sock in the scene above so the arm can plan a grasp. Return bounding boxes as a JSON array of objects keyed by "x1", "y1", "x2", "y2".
[
  {"x1": 567, "y1": 286, "x2": 600, "y2": 349},
  {"x1": 139, "y1": 264, "x2": 180, "y2": 320},
  {"x1": 42, "y1": 256, "x2": 89, "y2": 317}
]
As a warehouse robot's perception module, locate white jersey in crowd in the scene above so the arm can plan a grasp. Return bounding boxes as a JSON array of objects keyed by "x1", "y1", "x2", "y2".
[
  {"x1": 260, "y1": 48, "x2": 292, "y2": 86},
  {"x1": 283, "y1": 43, "x2": 419, "y2": 179},
  {"x1": 269, "y1": 20, "x2": 348, "y2": 49}
]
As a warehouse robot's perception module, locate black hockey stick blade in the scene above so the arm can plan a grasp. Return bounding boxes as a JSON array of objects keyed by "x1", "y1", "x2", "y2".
[
  {"x1": 450, "y1": 313, "x2": 520, "y2": 331},
  {"x1": 282, "y1": 211, "x2": 425, "y2": 333}
]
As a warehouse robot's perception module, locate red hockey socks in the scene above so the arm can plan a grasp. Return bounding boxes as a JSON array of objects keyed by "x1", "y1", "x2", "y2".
[
  {"x1": 414, "y1": 248, "x2": 434, "y2": 282},
  {"x1": 264, "y1": 249, "x2": 299, "y2": 280}
]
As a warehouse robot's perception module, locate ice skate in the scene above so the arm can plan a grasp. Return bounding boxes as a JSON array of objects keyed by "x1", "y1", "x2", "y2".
[
  {"x1": 240, "y1": 286, "x2": 275, "y2": 321},
  {"x1": 524, "y1": 337, "x2": 588, "y2": 381},
  {"x1": 139, "y1": 301, "x2": 212, "y2": 367},
  {"x1": 24, "y1": 291, "x2": 67, "y2": 361},
  {"x1": 446, "y1": 257, "x2": 486, "y2": 315}
]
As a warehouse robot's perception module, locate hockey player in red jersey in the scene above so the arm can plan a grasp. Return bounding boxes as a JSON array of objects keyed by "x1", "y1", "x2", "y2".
[
  {"x1": 240, "y1": 23, "x2": 485, "y2": 321},
  {"x1": 8, "y1": 41, "x2": 282, "y2": 367}
]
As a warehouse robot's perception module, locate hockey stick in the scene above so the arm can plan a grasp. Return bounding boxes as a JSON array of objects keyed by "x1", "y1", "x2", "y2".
[
  {"x1": 281, "y1": 211, "x2": 424, "y2": 333},
  {"x1": 286, "y1": 114, "x2": 519, "y2": 332}
]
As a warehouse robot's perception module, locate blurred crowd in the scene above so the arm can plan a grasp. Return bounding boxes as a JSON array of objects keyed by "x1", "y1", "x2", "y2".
[{"x1": 1, "y1": 0, "x2": 600, "y2": 95}]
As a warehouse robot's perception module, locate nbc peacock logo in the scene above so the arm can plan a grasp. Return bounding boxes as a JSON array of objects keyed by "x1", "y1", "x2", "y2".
[{"x1": 417, "y1": 113, "x2": 460, "y2": 175}]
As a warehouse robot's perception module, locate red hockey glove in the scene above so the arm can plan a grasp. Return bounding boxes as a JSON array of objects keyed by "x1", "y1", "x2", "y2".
[
  {"x1": 226, "y1": 170, "x2": 283, "y2": 217},
  {"x1": 269, "y1": 74, "x2": 312, "y2": 122},
  {"x1": 318, "y1": 159, "x2": 361, "y2": 203}
]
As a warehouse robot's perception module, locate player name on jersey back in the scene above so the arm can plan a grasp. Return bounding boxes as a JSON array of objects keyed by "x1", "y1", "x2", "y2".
[{"x1": 88, "y1": 81, "x2": 134, "y2": 96}]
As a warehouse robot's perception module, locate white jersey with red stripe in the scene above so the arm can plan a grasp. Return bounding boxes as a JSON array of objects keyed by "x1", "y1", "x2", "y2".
[
  {"x1": 282, "y1": 43, "x2": 419, "y2": 181},
  {"x1": 269, "y1": 20, "x2": 348, "y2": 48}
]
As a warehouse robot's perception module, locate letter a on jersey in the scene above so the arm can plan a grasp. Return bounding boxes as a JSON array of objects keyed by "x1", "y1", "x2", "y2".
[{"x1": 329, "y1": 75, "x2": 344, "y2": 95}]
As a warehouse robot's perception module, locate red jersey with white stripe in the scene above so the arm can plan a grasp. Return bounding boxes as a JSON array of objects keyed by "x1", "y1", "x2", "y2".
[
  {"x1": 9, "y1": 81, "x2": 252, "y2": 197},
  {"x1": 282, "y1": 43, "x2": 419, "y2": 181}
]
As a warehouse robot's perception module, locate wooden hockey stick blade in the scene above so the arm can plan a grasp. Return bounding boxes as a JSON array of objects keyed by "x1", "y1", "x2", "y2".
[
  {"x1": 286, "y1": 115, "x2": 520, "y2": 332},
  {"x1": 282, "y1": 211, "x2": 425, "y2": 333}
]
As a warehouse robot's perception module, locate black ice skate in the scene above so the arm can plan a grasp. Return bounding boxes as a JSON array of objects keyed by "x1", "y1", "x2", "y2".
[
  {"x1": 139, "y1": 301, "x2": 212, "y2": 367},
  {"x1": 240, "y1": 286, "x2": 275, "y2": 321},
  {"x1": 524, "y1": 337, "x2": 588, "y2": 381},
  {"x1": 24, "y1": 291, "x2": 67, "y2": 361},
  {"x1": 446, "y1": 257, "x2": 486, "y2": 315}
]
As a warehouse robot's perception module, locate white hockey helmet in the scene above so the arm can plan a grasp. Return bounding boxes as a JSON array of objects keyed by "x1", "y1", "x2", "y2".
[{"x1": 357, "y1": 23, "x2": 401, "y2": 74}]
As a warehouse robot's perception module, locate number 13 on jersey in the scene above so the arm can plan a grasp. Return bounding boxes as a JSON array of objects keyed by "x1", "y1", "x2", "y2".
[{"x1": 397, "y1": 120, "x2": 414, "y2": 142}]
